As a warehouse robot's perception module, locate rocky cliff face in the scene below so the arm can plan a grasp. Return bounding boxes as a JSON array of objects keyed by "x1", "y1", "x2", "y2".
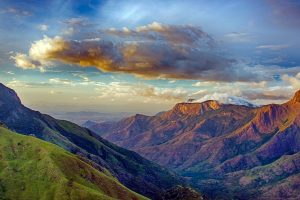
[
  {"x1": 291, "y1": 90, "x2": 300, "y2": 103},
  {"x1": 91, "y1": 90, "x2": 300, "y2": 199},
  {"x1": 166, "y1": 100, "x2": 221, "y2": 117}
]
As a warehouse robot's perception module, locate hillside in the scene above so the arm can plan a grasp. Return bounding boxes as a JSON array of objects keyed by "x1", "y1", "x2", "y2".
[
  {"x1": 89, "y1": 90, "x2": 300, "y2": 199},
  {"x1": 0, "y1": 125, "x2": 147, "y2": 200},
  {"x1": 0, "y1": 83, "x2": 184, "y2": 199}
]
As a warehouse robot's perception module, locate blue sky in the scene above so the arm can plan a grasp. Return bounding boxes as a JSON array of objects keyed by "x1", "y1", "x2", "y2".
[{"x1": 0, "y1": 0, "x2": 299, "y2": 114}]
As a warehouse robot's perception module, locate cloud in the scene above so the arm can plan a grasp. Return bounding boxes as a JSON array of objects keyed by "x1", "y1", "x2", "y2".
[
  {"x1": 195, "y1": 93, "x2": 257, "y2": 107},
  {"x1": 6, "y1": 79, "x2": 51, "y2": 88},
  {"x1": 107, "y1": 21, "x2": 214, "y2": 46},
  {"x1": 49, "y1": 78, "x2": 75, "y2": 86},
  {"x1": 190, "y1": 78, "x2": 298, "y2": 105},
  {"x1": 6, "y1": 80, "x2": 30, "y2": 88},
  {"x1": 241, "y1": 90, "x2": 291, "y2": 101},
  {"x1": 192, "y1": 86, "x2": 294, "y2": 106},
  {"x1": 250, "y1": 65, "x2": 300, "y2": 78},
  {"x1": 10, "y1": 53, "x2": 41, "y2": 69},
  {"x1": 29, "y1": 36, "x2": 66, "y2": 61},
  {"x1": 95, "y1": 82, "x2": 188, "y2": 102},
  {"x1": 224, "y1": 32, "x2": 251, "y2": 42},
  {"x1": 63, "y1": 17, "x2": 90, "y2": 26},
  {"x1": 193, "y1": 80, "x2": 268, "y2": 90},
  {"x1": 134, "y1": 85, "x2": 187, "y2": 100},
  {"x1": 12, "y1": 34, "x2": 254, "y2": 82},
  {"x1": 282, "y1": 73, "x2": 300, "y2": 90},
  {"x1": 14, "y1": 22, "x2": 290, "y2": 82},
  {"x1": 72, "y1": 73, "x2": 90, "y2": 82},
  {"x1": 62, "y1": 17, "x2": 94, "y2": 36},
  {"x1": 0, "y1": 7, "x2": 32, "y2": 17},
  {"x1": 256, "y1": 44, "x2": 289, "y2": 51},
  {"x1": 38, "y1": 24, "x2": 48, "y2": 31}
]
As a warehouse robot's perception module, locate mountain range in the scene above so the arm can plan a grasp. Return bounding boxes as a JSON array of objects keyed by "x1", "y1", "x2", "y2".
[
  {"x1": 0, "y1": 83, "x2": 190, "y2": 200},
  {"x1": 87, "y1": 90, "x2": 300, "y2": 199},
  {"x1": 1, "y1": 81, "x2": 299, "y2": 199},
  {"x1": 50, "y1": 111, "x2": 133, "y2": 125}
]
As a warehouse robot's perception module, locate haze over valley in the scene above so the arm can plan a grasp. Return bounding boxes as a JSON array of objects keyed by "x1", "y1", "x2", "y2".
[{"x1": 0, "y1": 0, "x2": 300, "y2": 199}]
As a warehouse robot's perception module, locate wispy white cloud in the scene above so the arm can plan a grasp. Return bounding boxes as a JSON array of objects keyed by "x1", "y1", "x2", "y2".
[
  {"x1": 0, "y1": 7, "x2": 32, "y2": 16},
  {"x1": 38, "y1": 24, "x2": 48, "y2": 31},
  {"x1": 95, "y1": 82, "x2": 188, "y2": 103},
  {"x1": 282, "y1": 72, "x2": 300, "y2": 90},
  {"x1": 49, "y1": 78, "x2": 75, "y2": 86},
  {"x1": 224, "y1": 32, "x2": 251, "y2": 42},
  {"x1": 6, "y1": 79, "x2": 50, "y2": 88},
  {"x1": 256, "y1": 44, "x2": 289, "y2": 51}
]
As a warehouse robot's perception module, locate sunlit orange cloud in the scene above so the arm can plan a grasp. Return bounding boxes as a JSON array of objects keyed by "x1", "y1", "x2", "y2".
[
  {"x1": 12, "y1": 23, "x2": 275, "y2": 82},
  {"x1": 11, "y1": 38, "x2": 248, "y2": 82}
]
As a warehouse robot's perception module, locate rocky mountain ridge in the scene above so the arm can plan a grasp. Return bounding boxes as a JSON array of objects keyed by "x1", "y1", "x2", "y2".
[{"x1": 89, "y1": 89, "x2": 300, "y2": 199}]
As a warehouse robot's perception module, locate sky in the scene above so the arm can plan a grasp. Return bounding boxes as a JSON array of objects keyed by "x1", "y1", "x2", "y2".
[{"x1": 0, "y1": 0, "x2": 300, "y2": 114}]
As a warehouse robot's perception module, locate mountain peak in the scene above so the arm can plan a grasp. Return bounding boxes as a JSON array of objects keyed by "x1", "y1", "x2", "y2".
[
  {"x1": 0, "y1": 83, "x2": 22, "y2": 107},
  {"x1": 291, "y1": 90, "x2": 300, "y2": 103},
  {"x1": 171, "y1": 100, "x2": 220, "y2": 116}
]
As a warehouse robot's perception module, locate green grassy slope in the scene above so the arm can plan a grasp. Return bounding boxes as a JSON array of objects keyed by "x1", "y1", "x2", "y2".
[{"x1": 0, "y1": 126, "x2": 148, "y2": 200}]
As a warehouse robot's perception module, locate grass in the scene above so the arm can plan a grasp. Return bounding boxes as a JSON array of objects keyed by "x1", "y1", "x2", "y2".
[{"x1": 0, "y1": 126, "x2": 148, "y2": 200}]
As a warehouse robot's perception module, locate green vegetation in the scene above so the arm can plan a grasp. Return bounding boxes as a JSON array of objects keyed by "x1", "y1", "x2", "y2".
[{"x1": 0, "y1": 126, "x2": 147, "y2": 200}]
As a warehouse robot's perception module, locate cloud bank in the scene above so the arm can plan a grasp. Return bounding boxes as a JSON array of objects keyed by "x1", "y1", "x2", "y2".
[
  {"x1": 195, "y1": 93, "x2": 257, "y2": 107},
  {"x1": 95, "y1": 82, "x2": 188, "y2": 102},
  {"x1": 13, "y1": 22, "x2": 299, "y2": 83},
  {"x1": 12, "y1": 22, "x2": 270, "y2": 82}
]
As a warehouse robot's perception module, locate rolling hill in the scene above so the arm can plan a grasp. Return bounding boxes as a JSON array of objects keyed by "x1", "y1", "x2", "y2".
[
  {"x1": 89, "y1": 90, "x2": 300, "y2": 199},
  {"x1": 0, "y1": 125, "x2": 147, "y2": 200}
]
